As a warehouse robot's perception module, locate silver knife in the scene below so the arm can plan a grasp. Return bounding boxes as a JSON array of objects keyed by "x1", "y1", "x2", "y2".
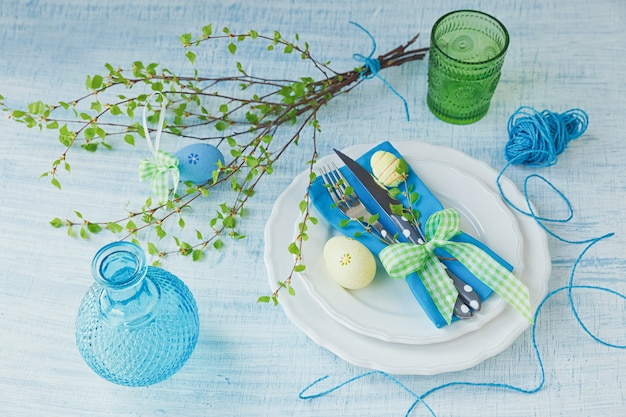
[{"x1": 334, "y1": 149, "x2": 481, "y2": 317}]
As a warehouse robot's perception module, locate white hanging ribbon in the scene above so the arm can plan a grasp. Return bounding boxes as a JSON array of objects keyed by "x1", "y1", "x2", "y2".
[
  {"x1": 138, "y1": 93, "x2": 180, "y2": 204},
  {"x1": 142, "y1": 92, "x2": 167, "y2": 155}
]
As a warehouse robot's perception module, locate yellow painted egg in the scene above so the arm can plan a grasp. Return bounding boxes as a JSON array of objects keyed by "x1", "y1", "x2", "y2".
[
  {"x1": 370, "y1": 150, "x2": 408, "y2": 187},
  {"x1": 323, "y1": 236, "x2": 376, "y2": 290}
]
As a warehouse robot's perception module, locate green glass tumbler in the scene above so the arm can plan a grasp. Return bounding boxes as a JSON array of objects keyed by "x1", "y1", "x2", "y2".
[{"x1": 427, "y1": 10, "x2": 509, "y2": 124}]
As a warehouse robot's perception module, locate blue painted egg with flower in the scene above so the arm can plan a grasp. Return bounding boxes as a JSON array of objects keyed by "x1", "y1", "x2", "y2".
[{"x1": 174, "y1": 143, "x2": 224, "y2": 184}]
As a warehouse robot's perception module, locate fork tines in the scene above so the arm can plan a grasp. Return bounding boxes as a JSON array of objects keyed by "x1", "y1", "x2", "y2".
[{"x1": 320, "y1": 164, "x2": 351, "y2": 206}]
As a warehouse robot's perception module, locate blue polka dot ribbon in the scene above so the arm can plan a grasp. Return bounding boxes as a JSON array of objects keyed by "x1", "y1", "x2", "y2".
[
  {"x1": 138, "y1": 93, "x2": 180, "y2": 204},
  {"x1": 379, "y1": 208, "x2": 533, "y2": 324}
]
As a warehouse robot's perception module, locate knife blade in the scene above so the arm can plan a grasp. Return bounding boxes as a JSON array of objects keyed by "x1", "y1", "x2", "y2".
[{"x1": 333, "y1": 148, "x2": 481, "y2": 316}]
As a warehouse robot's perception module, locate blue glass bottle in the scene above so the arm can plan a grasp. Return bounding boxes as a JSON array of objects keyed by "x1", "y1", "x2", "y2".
[{"x1": 75, "y1": 241, "x2": 199, "y2": 386}]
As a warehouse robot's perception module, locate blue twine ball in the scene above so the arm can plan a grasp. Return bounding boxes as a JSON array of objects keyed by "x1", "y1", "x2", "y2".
[{"x1": 504, "y1": 106, "x2": 589, "y2": 167}]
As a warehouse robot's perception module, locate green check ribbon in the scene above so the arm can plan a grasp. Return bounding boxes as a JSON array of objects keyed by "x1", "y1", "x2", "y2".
[
  {"x1": 379, "y1": 208, "x2": 533, "y2": 325},
  {"x1": 139, "y1": 149, "x2": 180, "y2": 204}
]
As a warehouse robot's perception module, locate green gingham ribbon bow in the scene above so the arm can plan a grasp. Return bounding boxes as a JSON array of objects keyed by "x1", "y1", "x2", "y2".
[
  {"x1": 139, "y1": 149, "x2": 180, "y2": 204},
  {"x1": 138, "y1": 93, "x2": 179, "y2": 204},
  {"x1": 379, "y1": 208, "x2": 533, "y2": 324}
]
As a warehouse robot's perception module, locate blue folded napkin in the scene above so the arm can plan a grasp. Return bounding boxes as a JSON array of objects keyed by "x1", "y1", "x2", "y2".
[{"x1": 309, "y1": 141, "x2": 513, "y2": 328}]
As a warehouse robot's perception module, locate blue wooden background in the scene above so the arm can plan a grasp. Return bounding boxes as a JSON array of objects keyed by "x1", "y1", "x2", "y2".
[{"x1": 1, "y1": 0, "x2": 625, "y2": 416}]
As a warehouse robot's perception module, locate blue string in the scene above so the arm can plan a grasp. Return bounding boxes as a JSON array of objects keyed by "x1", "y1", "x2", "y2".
[
  {"x1": 349, "y1": 21, "x2": 411, "y2": 121},
  {"x1": 504, "y1": 106, "x2": 588, "y2": 166},
  {"x1": 299, "y1": 107, "x2": 626, "y2": 416}
]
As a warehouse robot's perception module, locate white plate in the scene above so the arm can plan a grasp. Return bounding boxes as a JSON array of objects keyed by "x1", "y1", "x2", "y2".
[
  {"x1": 264, "y1": 141, "x2": 550, "y2": 375},
  {"x1": 297, "y1": 158, "x2": 524, "y2": 344}
]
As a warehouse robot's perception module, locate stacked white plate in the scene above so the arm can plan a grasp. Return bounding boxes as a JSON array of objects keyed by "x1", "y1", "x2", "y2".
[{"x1": 264, "y1": 141, "x2": 550, "y2": 375}]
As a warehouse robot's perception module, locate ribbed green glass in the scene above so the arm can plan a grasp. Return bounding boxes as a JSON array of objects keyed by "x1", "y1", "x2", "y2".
[{"x1": 427, "y1": 10, "x2": 509, "y2": 124}]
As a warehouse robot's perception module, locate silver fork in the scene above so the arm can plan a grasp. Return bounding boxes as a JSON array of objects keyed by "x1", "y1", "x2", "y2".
[
  {"x1": 320, "y1": 163, "x2": 475, "y2": 319},
  {"x1": 320, "y1": 163, "x2": 392, "y2": 243}
]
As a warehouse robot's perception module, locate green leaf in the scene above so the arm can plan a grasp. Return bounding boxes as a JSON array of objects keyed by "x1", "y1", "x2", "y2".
[
  {"x1": 294, "y1": 264, "x2": 305, "y2": 273},
  {"x1": 106, "y1": 222, "x2": 124, "y2": 233},
  {"x1": 245, "y1": 155, "x2": 258, "y2": 168},
  {"x1": 51, "y1": 177, "x2": 61, "y2": 190},
  {"x1": 215, "y1": 121, "x2": 227, "y2": 131},
  {"x1": 155, "y1": 225, "x2": 167, "y2": 239},
  {"x1": 178, "y1": 241, "x2": 192, "y2": 255},
  {"x1": 186, "y1": 50, "x2": 196, "y2": 64},
  {"x1": 91, "y1": 74, "x2": 103, "y2": 90},
  {"x1": 249, "y1": 29, "x2": 258, "y2": 39},
  {"x1": 192, "y1": 249, "x2": 204, "y2": 261},
  {"x1": 180, "y1": 33, "x2": 192, "y2": 45},
  {"x1": 146, "y1": 63, "x2": 158, "y2": 76},
  {"x1": 228, "y1": 42, "x2": 237, "y2": 54},
  {"x1": 90, "y1": 101, "x2": 102, "y2": 112},
  {"x1": 84, "y1": 126, "x2": 96, "y2": 139},
  {"x1": 245, "y1": 111, "x2": 258, "y2": 124},
  {"x1": 50, "y1": 218, "x2": 64, "y2": 228},
  {"x1": 202, "y1": 24, "x2": 213, "y2": 37},
  {"x1": 126, "y1": 219, "x2": 137, "y2": 233},
  {"x1": 123, "y1": 134, "x2": 135, "y2": 145},
  {"x1": 257, "y1": 295, "x2": 271, "y2": 303},
  {"x1": 147, "y1": 242, "x2": 159, "y2": 255},
  {"x1": 58, "y1": 124, "x2": 75, "y2": 146},
  {"x1": 87, "y1": 223, "x2": 102, "y2": 234},
  {"x1": 367, "y1": 213, "x2": 380, "y2": 225},
  {"x1": 395, "y1": 158, "x2": 409, "y2": 176},
  {"x1": 213, "y1": 239, "x2": 224, "y2": 250},
  {"x1": 81, "y1": 142, "x2": 98, "y2": 152},
  {"x1": 287, "y1": 241, "x2": 300, "y2": 256},
  {"x1": 28, "y1": 100, "x2": 45, "y2": 115},
  {"x1": 223, "y1": 215, "x2": 236, "y2": 228},
  {"x1": 109, "y1": 104, "x2": 122, "y2": 116},
  {"x1": 390, "y1": 203, "x2": 404, "y2": 216}
]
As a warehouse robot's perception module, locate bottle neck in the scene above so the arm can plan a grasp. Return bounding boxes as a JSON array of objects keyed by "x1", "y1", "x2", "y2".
[{"x1": 92, "y1": 242, "x2": 160, "y2": 326}]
